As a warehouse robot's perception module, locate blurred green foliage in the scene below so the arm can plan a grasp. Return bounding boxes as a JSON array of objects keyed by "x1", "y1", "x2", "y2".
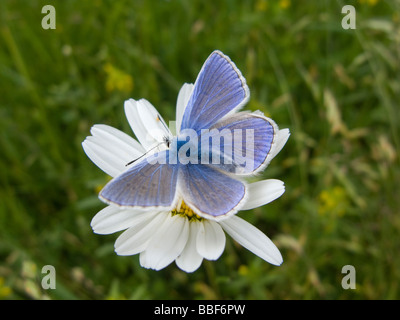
[{"x1": 1, "y1": 0, "x2": 399, "y2": 299}]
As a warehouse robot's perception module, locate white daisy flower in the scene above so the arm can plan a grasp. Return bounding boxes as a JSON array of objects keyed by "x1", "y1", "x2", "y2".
[{"x1": 82, "y1": 83, "x2": 290, "y2": 272}]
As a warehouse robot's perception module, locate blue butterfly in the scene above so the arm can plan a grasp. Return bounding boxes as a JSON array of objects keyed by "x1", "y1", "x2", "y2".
[{"x1": 99, "y1": 50, "x2": 279, "y2": 220}]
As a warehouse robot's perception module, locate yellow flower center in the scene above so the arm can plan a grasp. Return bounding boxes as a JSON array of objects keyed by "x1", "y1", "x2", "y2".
[{"x1": 172, "y1": 200, "x2": 203, "y2": 221}]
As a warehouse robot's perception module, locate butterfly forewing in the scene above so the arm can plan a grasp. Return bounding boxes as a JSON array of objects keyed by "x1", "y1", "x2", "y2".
[
  {"x1": 100, "y1": 150, "x2": 179, "y2": 208},
  {"x1": 180, "y1": 51, "x2": 249, "y2": 132}
]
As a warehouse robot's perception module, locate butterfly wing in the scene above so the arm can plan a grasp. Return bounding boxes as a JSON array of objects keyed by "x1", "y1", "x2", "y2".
[
  {"x1": 100, "y1": 150, "x2": 179, "y2": 209},
  {"x1": 179, "y1": 164, "x2": 246, "y2": 220},
  {"x1": 203, "y1": 112, "x2": 279, "y2": 175},
  {"x1": 180, "y1": 51, "x2": 249, "y2": 132}
]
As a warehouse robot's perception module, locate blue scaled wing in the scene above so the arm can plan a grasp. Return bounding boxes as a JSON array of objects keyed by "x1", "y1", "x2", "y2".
[
  {"x1": 202, "y1": 112, "x2": 278, "y2": 175},
  {"x1": 179, "y1": 164, "x2": 246, "y2": 220},
  {"x1": 99, "y1": 150, "x2": 179, "y2": 209},
  {"x1": 180, "y1": 51, "x2": 249, "y2": 132}
]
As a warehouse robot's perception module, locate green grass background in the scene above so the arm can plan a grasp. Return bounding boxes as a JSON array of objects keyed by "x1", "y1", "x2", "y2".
[{"x1": 1, "y1": 0, "x2": 399, "y2": 299}]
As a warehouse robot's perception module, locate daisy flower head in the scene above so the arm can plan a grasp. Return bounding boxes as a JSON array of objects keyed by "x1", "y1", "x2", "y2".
[{"x1": 82, "y1": 50, "x2": 290, "y2": 272}]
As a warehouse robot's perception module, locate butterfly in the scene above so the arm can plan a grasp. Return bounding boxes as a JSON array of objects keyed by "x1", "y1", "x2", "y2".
[{"x1": 99, "y1": 50, "x2": 280, "y2": 221}]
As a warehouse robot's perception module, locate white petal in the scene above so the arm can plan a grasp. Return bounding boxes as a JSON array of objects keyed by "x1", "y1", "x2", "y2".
[
  {"x1": 219, "y1": 215, "x2": 283, "y2": 266},
  {"x1": 140, "y1": 214, "x2": 189, "y2": 270},
  {"x1": 82, "y1": 124, "x2": 145, "y2": 177},
  {"x1": 124, "y1": 99, "x2": 155, "y2": 150},
  {"x1": 175, "y1": 83, "x2": 194, "y2": 134},
  {"x1": 275, "y1": 129, "x2": 290, "y2": 156},
  {"x1": 196, "y1": 220, "x2": 226, "y2": 260},
  {"x1": 176, "y1": 221, "x2": 203, "y2": 273},
  {"x1": 268, "y1": 128, "x2": 290, "y2": 162},
  {"x1": 91, "y1": 124, "x2": 145, "y2": 160},
  {"x1": 114, "y1": 211, "x2": 166, "y2": 256},
  {"x1": 82, "y1": 138, "x2": 123, "y2": 177},
  {"x1": 91, "y1": 205, "x2": 152, "y2": 235},
  {"x1": 137, "y1": 99, "x2": 172, "y2": 143},
  {"x1": 139, "y1": 250, "x2": 148, "y2": 268},
  {"x1": 241, "y1": 179, "x2": 285, "y2": 211},
  {"x1": 124, "y1": 99, "x2": 171, "y2": 151}
]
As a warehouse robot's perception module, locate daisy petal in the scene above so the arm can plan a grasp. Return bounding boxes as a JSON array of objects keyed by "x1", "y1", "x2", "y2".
[
  {"x1": 124, "y1": 99, "x2": 154, "y2": 150},
  {"x1": 114, "y1": 211, "x2": 165, "y2": 256},
  {"x1": 274, "y1": 129, "x2": 290, "y2": 156},
  {"x1": 82, "y1": 138, "x2": 123, "y2": 177},
  {"x1": 82, "y1": 124, "x2": 145, "y2": 177},
  {"x1": 91, "y1": 124, "x2": 145, "y2": 160},
  {"x1": 91, "y1": 205, "x2": 152, "y2": 235},
  {"x1": 268, "y1": 128, "x2": 290, "y2": 162},
  {"x1": 176, "y1": 221, "x2": 203, "y2": 273},
  {"x1": 220, "y1": 215, "x2": 283, "y2": 266},
  {"x1": 176, "y1": 83, "x2": 194, "y2": 134},
  {"x1": 241, "y1": 179, "x2": 285, "y2": 211},
  {"x1": 196, "y1": 220, "x2": 226, "y2": 260},
  {"x1": 139, "y1": 250, "x2": 148, "y2": 268},
  {"x1": 140, "y1": 214, "x2": 189, "y2": 270},
  {"x1": 137, "y1": 99, "x2": 172, "y2": 144},
  {"x1": 125, "y1": 99, "x2": 171, "y2": 150}
]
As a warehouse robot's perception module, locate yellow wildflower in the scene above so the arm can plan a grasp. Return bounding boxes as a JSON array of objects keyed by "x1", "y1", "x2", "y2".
[
  {"x1": 0, "y1": 277, "x2": 12, "y2": 298},
  {"x1": 279, "y1": 0, "x2": 291, "y2": 10},
  {"x1": 104, "y1": 63, "x2": 134, "y2": 93},
  {"x1": 255, "y1": 0, "x2": 268, "y2": 12},
  {"x1": 318, "y1": 186, "x2": 348, "y2": 217}
]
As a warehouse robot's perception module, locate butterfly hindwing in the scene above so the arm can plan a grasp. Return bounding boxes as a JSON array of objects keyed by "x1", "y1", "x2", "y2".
[
  {"x1": 204, "y1": 112, "x2": 278, "y2": 175},
  {"x1": 179, "y1": 164, "x2": 246, "y2": 220}
]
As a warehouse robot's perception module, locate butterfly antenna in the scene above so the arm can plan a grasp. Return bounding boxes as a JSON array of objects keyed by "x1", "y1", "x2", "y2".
[
  {"x1": 125, "y1": 143, "x2": 160, "y2": 166},
  {"x1": 126, "y1": 114, "x2": 171, "y2": 167},
  {"x1": 125, "y1": 154, "x2": 145, "y2": 166},
  {"x1": 157, "y1": 114, "x2": 170, "y2": 133},
  {"x1": 125, "y1": 135, "x2": 171, "y2": 167}
]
